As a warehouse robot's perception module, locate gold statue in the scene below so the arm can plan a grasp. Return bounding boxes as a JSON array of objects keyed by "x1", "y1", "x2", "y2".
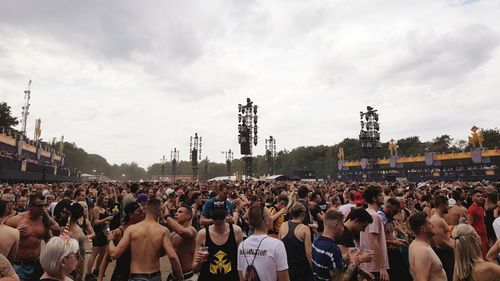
[
  {"x1": 388, "y1": 139, "x2": 397, "y2": 156},
  {"x1": 338, "y1": 146, "x2": 345, "y2": 161},
  {"x1": 59, "y1": 135, "x2": 64, "y2": 153},
  {"x1": 468, "y1": 126, "x2": 484, "y2": 147}
]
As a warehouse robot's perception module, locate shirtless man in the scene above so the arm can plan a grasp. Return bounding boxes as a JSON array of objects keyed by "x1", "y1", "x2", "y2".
[
  {"x1": 5, "y1": 193, "x2": 59, "y2": 281},
  {"x1": 408, "y1": 212, "x2": 447, "y2": 281},
  {"x1": 163, "y1": 205, "x2": 197, "y2": 281},
  {"x1": 430, "y1": 195, "x2": 454, "y2": 281},
  {"x1": 446, "y1": 190, "x2": 467, "y2": 226},
  {"x1": 108, "y1": 198, "x2": 183, "y2": 281},
  {"x1": 0, "y1": 201, "x2": 19, "y2": 262}
]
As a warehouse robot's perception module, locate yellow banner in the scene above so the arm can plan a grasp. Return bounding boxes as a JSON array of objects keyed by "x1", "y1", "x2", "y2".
[
  {"x1": 0, "y1": 134, "x2": 16, "y2": 146},
  {"x1": 434, "y1": 152, "x2": 471, "y2": 161},
  {"x1": 22, "y1": 143, "x2": 37, "y2": 153}
]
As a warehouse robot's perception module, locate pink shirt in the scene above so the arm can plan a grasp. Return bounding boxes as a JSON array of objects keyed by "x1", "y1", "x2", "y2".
[{"x1": 359, "y1": 207, "x2": 389, "y2": 272}]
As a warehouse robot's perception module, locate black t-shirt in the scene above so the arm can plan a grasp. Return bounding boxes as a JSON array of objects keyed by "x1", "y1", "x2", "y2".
[
  {"x1": 310, "y1": 204, "x2": 324, "y2": 233},
  {"x1": 337, "y1": 226, "x2": 355, "y2": 248}
]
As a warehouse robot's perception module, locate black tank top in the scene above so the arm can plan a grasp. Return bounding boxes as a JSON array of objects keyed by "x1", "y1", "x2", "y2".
[
  {"x1": 198, "y1": 224, "x2": 238, "y2": 281},
  {"x1": 111, "y1": 227, "x2": 131, "y2": 281},
  {"x1": 282, "y1": 221, "x2": 308, "y2": 266}
]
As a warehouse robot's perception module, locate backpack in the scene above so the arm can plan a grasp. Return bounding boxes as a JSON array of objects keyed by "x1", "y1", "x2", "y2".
[{"x1": 242, "y1": 236, "x2": 267, "y2": 281}]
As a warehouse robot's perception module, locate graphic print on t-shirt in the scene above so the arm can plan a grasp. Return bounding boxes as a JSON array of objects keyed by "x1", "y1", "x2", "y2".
[{"x1": 210, "y1": 250, "x2": 232, "y2": 275}]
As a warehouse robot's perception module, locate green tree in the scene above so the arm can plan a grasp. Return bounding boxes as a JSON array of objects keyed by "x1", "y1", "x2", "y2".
[
  {"x1": 482, "y1": 128, "x2": 500, "y2": 149},
  {"x1": 428, "y1": 135, "x2": 453, "y2": 153},
  {"x1": 0, "y1": 102, "x2": 19, "y2": 129},
  {"x1": 397, "y1": 136, "x2": 426, "y2": 156}
]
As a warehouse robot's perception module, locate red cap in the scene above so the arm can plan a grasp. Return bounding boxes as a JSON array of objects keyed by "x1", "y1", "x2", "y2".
[{"x1": 354, "y1": 192, "x2": 365, "y2": 205}]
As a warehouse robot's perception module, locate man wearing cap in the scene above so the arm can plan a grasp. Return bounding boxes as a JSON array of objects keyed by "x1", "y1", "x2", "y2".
[
  {"x1": 0, "y1": 200, "x2": 19, "y2": 262},
  {"x1": 200, "y1": 186, "x2": 234, "y2": 226},
  {"x1": 193, "y1": 200, "x2": 243, "y2": 281}
]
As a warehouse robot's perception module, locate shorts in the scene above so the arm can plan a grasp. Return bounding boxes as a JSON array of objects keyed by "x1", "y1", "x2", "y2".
[{"x1": 13, "y1": 260, "x2": 43, "y2": 281}]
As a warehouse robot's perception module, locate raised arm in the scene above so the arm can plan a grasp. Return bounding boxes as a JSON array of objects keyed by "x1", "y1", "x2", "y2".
[{"x1": 165, "y1": 216, "x2": 196, "y2": 239}]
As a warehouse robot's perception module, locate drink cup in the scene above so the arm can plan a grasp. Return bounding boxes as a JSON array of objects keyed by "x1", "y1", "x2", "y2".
[{"x1": 199, "y1": 246, "x2": 209, "y2": 256}]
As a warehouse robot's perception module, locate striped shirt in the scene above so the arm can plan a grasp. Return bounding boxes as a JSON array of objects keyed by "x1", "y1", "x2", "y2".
[{"x1": 312, "y1": 236, "x2": 344, "y2": 281}]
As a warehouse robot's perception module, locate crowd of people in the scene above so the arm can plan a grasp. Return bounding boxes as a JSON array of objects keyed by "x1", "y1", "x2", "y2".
[{"x1": 0, "y1": 179, "x2": 500, "y2": 281}]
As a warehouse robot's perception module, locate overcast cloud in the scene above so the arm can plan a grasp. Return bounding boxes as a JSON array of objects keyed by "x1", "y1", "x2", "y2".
[{"x1": 1, "y1": 0, "x2": 499, "y2": 168}]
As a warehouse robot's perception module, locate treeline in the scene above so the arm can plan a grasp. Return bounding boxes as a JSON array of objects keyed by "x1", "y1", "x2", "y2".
[{"x1": 61, "y1": 129, "x2": 500, "y2": 181}]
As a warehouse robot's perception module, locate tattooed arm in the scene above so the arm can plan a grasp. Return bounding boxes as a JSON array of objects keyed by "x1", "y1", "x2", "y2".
[
  {"x1": 329, "y1": 263, "x2": 358, "y2": 281},
  {"x1": 0, "y1": 254, "x2": 19, "y2": 281}
]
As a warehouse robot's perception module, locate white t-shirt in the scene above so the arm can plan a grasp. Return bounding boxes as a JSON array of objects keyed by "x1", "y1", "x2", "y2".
[
  {"x1": 237, "y1": 234, "x2": 288, "y2": 281},
  {"x1": 338, "y1": 203, "x2": 355, "y2": 216},
  {"x1": 48, "y1": 201, "x2": 58, "y2": 217},
  {"x1": 493, "y1": 216, "x2": 500, "y2": 239}
]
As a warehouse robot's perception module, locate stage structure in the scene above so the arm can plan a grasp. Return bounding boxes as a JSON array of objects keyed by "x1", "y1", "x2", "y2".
[
  {"x1": 238, "y1": 98, "x2": 258, "y2": 179},
  {"x1": 170, "y1": 148, "x2": 179, "y2": 181},
  {"x1": 20, "y1": 80, "x2": 32, "y2": 136},
  {"x1": 189, "y1": 133, "x2": 202, "y2": 181},
  {"x1": 265, "y1": 136, "x2": 276, "y2": 175},
  {"x1": 222, "y1": 149, "x2": 234, "y2": 176},
  {"x1": 359, "y1": 106, "x2": 381, "y2": 170}
]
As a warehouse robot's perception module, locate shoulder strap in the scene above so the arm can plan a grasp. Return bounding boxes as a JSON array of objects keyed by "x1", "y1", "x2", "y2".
[{"x1": 242, "y1": 236, "x2": 267, "y2": 267}]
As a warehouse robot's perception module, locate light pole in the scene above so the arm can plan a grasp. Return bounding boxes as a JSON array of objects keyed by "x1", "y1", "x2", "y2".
[
  {"x1": 238, "y1": 98, "x2": 258, "y2": 179},
  {"x1": 265, "y1": 136, "x2": 276, "y2": 175},
  {"x1": 170, "y1": 148, "x2": 179, "y2": 182},
  {"x1": 222, "y1": 149, "x2": 234, "y2": 177},
  {"x1": 189, "y1": 133, "x2": 202, "y2": 181},
  {"x1": 203, "y1": 156, "x2": 209, "y2": 181},
  {"x1": 160, "y1": 155, "x2": 166, "y2": 180}
]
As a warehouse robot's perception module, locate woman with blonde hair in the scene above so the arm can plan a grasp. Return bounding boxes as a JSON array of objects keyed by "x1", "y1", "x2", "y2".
[
  {"x1": 39, "y1": 236, "x2": 80, "y2": 281},
  {"x1": 452, "y1": 224, "x2": 500, "y2": 281}
]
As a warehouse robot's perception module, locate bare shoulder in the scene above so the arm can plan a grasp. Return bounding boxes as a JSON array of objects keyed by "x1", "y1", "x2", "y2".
[
  {"x1": 4, "y1": 214, "x2": 22, "y2": 227},
  {"x1": 197, "y1": 228, "x2": 206, "y2": 238},
  {"x1": 474, "y1": 261, "x2": 500, "y2": 280},
  {"x1": 232, "y1": 224, "x2": 242, "y2": 233}
]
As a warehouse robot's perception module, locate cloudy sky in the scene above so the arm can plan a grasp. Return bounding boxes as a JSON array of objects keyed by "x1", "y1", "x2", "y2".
[{"x1": 1, "y1": 0, "x2": 499, "y2": 168}]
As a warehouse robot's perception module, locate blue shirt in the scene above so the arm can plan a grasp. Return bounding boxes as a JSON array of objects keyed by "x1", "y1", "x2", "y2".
[
  {"x1": 312, "y1": 236, "x2": 344, "y2": 281},
  {"x1": 201, "y1": 198, "x2": 234, "y2": 218}
]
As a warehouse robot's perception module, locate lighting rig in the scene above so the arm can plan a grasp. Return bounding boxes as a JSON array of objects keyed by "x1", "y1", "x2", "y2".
[
  {"x1": 222, "y1": 149, "x2": 234, "y2": 176},
  {"x1": 238, "y1": 98, "x2": 258, "y2": 179},
  {"x1": 189, "y1": 133, "x2": 202, "y2": 181},
  {"x1": 265, "y1": 136, "x2": 276, "y2": 175},
  {"x1": 160, "y1": 155, "x2": 166, "y2": 179},
  {"x1": 20, "y1": 80, "x2": 32, "y2": 136},
  {"x1": 170, "y1": 148, "x2": 179, "y2": 182},
  {"x1": 359, "y1": 106, "x2": 381, "y2": 169}
]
